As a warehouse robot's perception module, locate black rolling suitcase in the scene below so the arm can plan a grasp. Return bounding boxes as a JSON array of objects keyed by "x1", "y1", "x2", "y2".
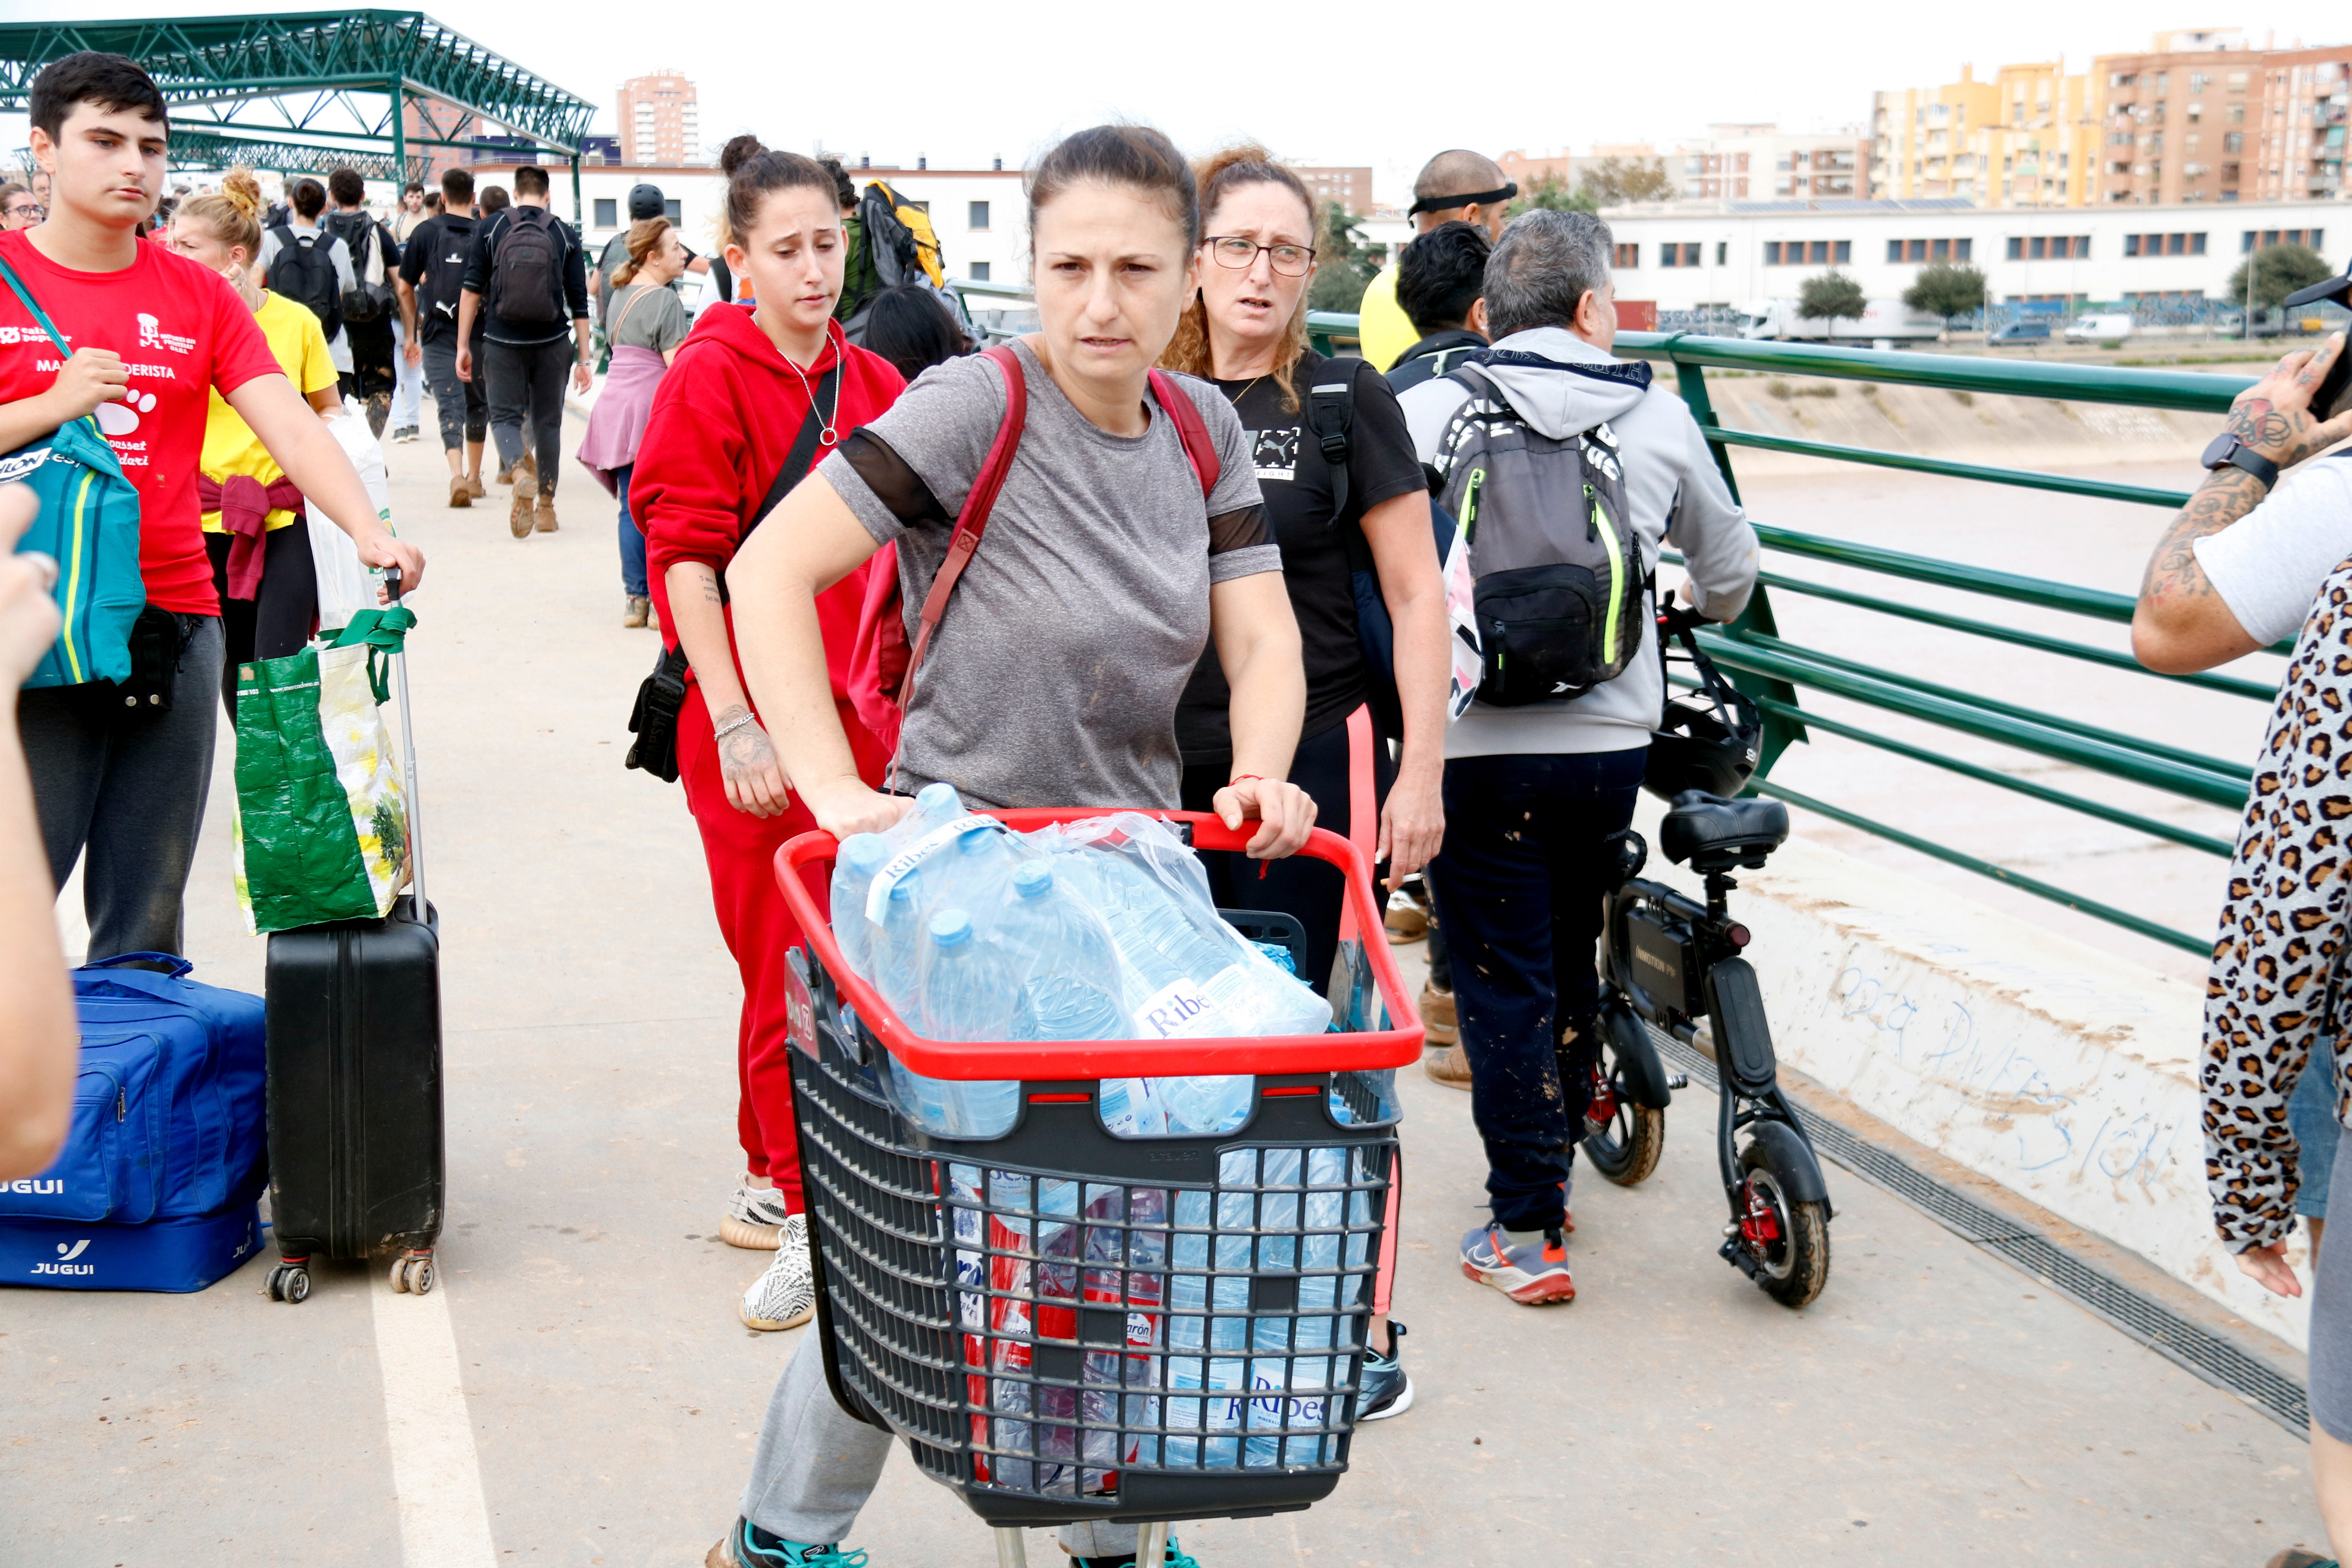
[{"x1": 260, "y1": 577, "x2": 444, "y2": 1303}]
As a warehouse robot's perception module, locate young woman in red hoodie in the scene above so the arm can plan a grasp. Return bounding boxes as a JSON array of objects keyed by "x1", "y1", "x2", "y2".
[{"x1": 631, "y1": 134, "x2": 905, "y2": 1334}]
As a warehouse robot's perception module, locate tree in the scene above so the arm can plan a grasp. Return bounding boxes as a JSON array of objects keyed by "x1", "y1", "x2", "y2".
[
  {"x1": 1307, "y1": 200, "x2": 1374, "y2": 314},
  {"x1": 2227, "y1": 242, "x2": 2335, "y2": 312},
  {"x1": 1798, "y1": 270, "x2": 1868, "y2": 329},
  {"x1": 1903, "y1": 262, "x2": 1987, "y2": 325},
  {"x1": 1507, "y1": 170, "x2": 1598, "y2": 218},
  {"x1": 1578, "y1": 155, "x2": 1674, "y2": 206}
]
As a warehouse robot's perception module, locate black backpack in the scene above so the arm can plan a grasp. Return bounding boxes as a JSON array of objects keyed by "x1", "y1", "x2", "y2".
[
  {"x1": 1433, "y1": 355, "x2": 1649, "y2": 705},
  {"x1": 417, "y1": 214, "x2": 474, "y2": 333},
  {"x1": 267, "y1": 225, "x2": 342, "y2": 340},
  {"x1": 324, "y1": 211, "x2": 396, "y2": 324},
  {"x1": 490, "y1": 208, "x2": 563, "y2": 324}
]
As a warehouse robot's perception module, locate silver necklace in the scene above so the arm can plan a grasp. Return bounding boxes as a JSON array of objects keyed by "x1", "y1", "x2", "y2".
[{"x1": 781, "y1": 323, "x2": 841, "y2": 445}]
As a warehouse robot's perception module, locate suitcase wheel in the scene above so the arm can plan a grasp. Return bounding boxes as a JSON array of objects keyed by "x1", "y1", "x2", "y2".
[
  {"x1": 266, "y1": 1262, "x2": 311, "y2": 1304},
  {"x1": 390, "y1": 1250, "x2": 435, "y2": 1296}
]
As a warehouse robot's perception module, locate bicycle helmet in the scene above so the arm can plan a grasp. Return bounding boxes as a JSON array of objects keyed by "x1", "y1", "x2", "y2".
[{"x1": 1644, "y1": 627, "x2": 1763, "y2": 802}]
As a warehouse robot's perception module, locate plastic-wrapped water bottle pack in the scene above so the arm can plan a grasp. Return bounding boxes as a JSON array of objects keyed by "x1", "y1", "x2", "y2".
[{"x1": 825, "y1": 790, "x2": 1336, "y2": 1140}]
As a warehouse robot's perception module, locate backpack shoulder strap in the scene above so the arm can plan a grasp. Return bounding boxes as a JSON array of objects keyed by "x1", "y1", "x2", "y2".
[
  {"x1": 902, "y1": 344, "x2": 1027, "y2": 699},
  {"x1": 0, "y1": 254, "x2": 74, "y2": 358},
  {"x1": 1146, "y1": 369, "x2": 1220, "y2": 498},
  {"x1": 1306, "y1": 369, "x2": 1354, "y2": 521}
]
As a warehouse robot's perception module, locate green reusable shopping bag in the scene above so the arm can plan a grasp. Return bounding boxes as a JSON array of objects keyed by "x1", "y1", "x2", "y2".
[{"x1": 231, "y1": 608, "x2": 416, "y2": 934}]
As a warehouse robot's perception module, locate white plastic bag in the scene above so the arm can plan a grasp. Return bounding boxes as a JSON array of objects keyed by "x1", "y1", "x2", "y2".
[{"x1": 306, "y1": 397, "x2": 387, "y2": 631}]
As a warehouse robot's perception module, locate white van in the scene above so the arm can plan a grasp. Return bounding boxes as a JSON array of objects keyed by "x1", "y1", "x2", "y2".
[
  {"x1": 1736, "y1": 298, "x2": 1944, "y2": 342},
  {"x1": 2064, "y1": 312, "x2": 2135, "y2": 341}
]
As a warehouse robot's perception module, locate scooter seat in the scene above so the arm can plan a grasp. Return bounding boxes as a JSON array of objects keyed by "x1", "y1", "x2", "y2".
[{"x1": 1659, "y1": 791, "x2": 1789, "y2": 872}]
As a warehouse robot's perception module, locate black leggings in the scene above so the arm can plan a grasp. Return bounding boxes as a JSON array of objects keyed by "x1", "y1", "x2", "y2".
[
  {"x1": 205, "y1": 525, "x2": 318, "y2": 715},
  {"x1": 1179, "y1": 712, "x2": 1394, "y2": 997}
]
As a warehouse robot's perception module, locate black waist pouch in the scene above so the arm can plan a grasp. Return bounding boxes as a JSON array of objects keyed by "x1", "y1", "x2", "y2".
[
  {"x1": 75, "y1": 607, "x2": 187, "y2": 723},
  {"x1": 625, "y1": 643, "x2": 690, "y2": 783}
]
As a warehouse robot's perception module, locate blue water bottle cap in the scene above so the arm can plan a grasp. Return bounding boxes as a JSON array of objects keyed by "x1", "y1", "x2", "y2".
[
  {"x1": 1012, "y1": 862, "x2": 1053, "y2": 899},
  {"x1": 929, "y1": 910, "x2": 973, "y2": 946},
  {"x1": 889, "y1": 870, "x2": 923, "y2": 902},
  {"x1": 842, "y1": 832, "x2": 890, "y2": 872},
  {"x1": 957, "y1": 825, "x2": 1000, "y2": 855},
  {"x1": 916, "y1": 782, "x2": 960, "y2": 816}
]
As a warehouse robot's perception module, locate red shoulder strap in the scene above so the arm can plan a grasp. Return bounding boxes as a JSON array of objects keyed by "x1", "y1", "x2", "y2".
[
  {"x1": 901, "y1": 344, "x2": 1026, "y2": 703},
  {"x1": 1147, "y1": 369, "x2": 1221, "y2": 498}
]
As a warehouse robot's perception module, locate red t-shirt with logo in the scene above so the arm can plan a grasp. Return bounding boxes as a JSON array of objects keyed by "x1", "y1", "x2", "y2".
[{"x1": 0, "y1": 229, "x2": 285, "y2": 614}]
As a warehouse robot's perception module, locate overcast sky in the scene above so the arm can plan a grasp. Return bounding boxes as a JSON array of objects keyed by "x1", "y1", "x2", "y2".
[{"x1": 7, "y1": 1, "x2": 2352, "y2": 203}]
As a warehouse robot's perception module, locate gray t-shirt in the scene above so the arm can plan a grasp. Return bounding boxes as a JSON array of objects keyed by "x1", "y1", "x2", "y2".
[
  {"x1": 2194, "y1": 455, "x2": 2352, "y2": 647},
  {"x1": 821, "y1": 340, "x2": 1278, "y2": 810},
  {"x1": 606, "y1": 282, "x2": 688, "y2": 353}
]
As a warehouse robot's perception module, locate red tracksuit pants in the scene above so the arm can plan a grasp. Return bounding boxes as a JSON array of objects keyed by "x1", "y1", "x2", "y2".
[{"x1": 677, "y1": 680, "x2": 885, "y2": 1210}]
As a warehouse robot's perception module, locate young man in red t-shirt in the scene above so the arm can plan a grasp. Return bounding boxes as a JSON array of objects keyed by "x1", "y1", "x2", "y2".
[{"x1": 0, "y1": 52, "x2": 426, "y2": 961}]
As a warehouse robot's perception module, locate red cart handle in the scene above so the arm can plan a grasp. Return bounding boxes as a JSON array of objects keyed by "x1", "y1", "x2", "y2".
[{"x1": 774, "y1": 808, "x2": 1425, "y2": 1079}]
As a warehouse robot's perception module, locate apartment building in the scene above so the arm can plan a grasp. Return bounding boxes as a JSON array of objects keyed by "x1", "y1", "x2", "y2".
[
  {"x1": 1674, "y1": 124, "x2": 1867, "y2": 201},
  {"x1": 617, "y1": 70, "x2": 700, "y2": 166},
  {"x1": 1292, "y1": 165, "x2": 1373, "y2": 215},
  {"x1": 1871, "y1": 62, "x2": 2099, "y2": 206},
  {"x1": 2092, "y1": 34, "x2": 2352, "y2": 205}
]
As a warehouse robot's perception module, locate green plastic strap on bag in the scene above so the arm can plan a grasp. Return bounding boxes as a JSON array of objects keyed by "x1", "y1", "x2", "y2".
[{"x1": 330, "y1": 605, "x2": 416, "y2": 703}]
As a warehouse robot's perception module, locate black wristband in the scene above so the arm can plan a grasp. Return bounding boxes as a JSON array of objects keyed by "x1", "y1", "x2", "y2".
[{"x1": 2202, "y1": 433, "x2": 2280, "y2": 489}]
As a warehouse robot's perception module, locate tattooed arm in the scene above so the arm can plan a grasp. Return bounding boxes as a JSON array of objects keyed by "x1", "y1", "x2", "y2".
[
  {"x1": 2133, "y1": 333, "x2": 2352, "y2": 674},
  {"x1": 662, "y1": 560, "x2": 791, "y2": 818}
]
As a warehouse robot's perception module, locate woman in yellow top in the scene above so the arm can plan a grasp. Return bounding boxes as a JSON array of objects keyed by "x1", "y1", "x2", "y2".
[{"x1": 167, "y1": 170, "x2": 343, "y2": 714}]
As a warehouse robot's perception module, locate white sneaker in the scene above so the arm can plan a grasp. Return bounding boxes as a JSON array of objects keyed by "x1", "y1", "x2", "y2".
[
  {"x1": 721, "y1": 1183, "x2": 792, "y2": 1249},
  {"x1": 740, "y1": 1214, "x2": 814, "y2": 1331}
]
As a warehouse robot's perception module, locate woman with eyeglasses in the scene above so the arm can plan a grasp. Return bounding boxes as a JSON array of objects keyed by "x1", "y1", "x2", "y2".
[
  {"x1": 0, "y1": 184, "x2": 41, "y2": 231},
  {"x1": 1161, "y1": 146, "x2": 1448, "y2": 1004}
]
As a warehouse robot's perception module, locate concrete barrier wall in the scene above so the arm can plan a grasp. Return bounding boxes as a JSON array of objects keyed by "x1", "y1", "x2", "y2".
[{"x1": 1630, "y1": 797, "x2": 2311, "y2": 1348}]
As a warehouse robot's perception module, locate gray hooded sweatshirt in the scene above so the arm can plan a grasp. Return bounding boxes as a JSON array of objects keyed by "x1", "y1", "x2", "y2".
[{"x1": 1397, "y1": 325, "x2": 1760, "y2": 758}]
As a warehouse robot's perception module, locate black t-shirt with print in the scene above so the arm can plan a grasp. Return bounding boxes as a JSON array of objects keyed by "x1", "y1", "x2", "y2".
[{"x1": 1175, "y1": 350, "x2": 1428, "y2": 764}]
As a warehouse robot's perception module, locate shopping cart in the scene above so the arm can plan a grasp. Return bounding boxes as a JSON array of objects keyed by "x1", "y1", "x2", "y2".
[{"x1": 775, "y1": 808, "x2": 1424, "y2": 1564}]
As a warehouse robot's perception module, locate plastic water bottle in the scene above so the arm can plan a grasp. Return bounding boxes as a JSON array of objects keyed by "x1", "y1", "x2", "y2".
[
  {"x1": 885, "y1": 781, "x2": 966, "y2": 850},
  {"x1": 913, "y1": 910, "x2": 1020, "y2": 1138},
  {"x1": 1098, "y1": 1076, "x2": 1168, "y2": 1137},
  {"x1": 1156, "y1": 1075, "x2": 1254, "y2": 1136},
  {"x1": 928, "y1": 823, "x2": 1016, "y2": 927},
  {"x1": 829, "y1": 833, "x2": 892, "y2": 978},
  {"x1": 874, "y1": 869, "x2": 929, "y2": 1017},
  {"x1": 1001, "y1": 863, "x2": 1128, "y2": 1041}
]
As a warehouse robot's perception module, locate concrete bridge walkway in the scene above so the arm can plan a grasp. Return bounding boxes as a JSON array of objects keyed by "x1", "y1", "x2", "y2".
[{"x1": 0, "y1": 421, "x2": 2326, "y2": 1567}]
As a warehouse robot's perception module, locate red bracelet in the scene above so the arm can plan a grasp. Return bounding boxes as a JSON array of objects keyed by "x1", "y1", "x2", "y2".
[{"x1": 1227, "y1": 774, "x2": 1265, "y2": 788}]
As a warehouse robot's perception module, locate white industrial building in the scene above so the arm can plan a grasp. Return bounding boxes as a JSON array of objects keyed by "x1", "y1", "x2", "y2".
[
  {"x1": 1579, "y1": 195, "x2": 2340, "y2": 309},
  {"x1": 465, "y1": 160, "x2": 1032, "y2": 287}
]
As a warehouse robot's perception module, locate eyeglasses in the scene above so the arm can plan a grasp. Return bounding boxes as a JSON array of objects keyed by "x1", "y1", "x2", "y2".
[
  {"x1": 4, "y1": 204, "x2": 41, "y2": 221},
  {"x1": 1204, "y1": 235, "x2": 1316, "y2": 277}
]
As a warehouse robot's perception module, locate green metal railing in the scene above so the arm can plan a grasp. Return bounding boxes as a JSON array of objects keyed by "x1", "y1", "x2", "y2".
[{"x1": 1311, "y1": 315, "x2": 2264, "y2": 954}]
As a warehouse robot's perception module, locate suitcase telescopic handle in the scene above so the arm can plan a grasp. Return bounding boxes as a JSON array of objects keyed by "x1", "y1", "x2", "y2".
[{"x1": 382, "y1": 565, "x2": 426, "y2": 919}]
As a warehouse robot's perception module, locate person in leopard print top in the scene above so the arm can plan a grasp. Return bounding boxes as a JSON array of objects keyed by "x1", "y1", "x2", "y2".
[{"x1": 2135, "y1": 326, "x2": 2352, "y2": 1557}]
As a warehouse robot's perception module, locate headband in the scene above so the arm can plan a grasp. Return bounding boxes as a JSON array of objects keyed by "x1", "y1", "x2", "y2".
[{"x1": 1406, "y1": 183, "x2": 1517, "y2": 217}]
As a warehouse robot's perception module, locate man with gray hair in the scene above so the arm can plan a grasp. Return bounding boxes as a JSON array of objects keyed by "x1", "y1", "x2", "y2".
[{"x1": 1398, "y1": 208, "x2": 1759, "y2": 1306}]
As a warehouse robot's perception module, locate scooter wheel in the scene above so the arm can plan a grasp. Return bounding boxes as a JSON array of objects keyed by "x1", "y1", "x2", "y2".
[
  {"x1": 1582, "y1": 1010, "x2": 1665, "y2": 1188},
  {"x1": 408, "y1": 1259, "x2": 434, "y2": 1296},
  {"x1": 390, "y1": 1255, "x2": 411, "y2": 1293},
  {"x1": 281, "y1": 1266, "x2": 311, "y2": 1305},
  {"x1": 1738, "y1": 1141, "x2": 1830, "y2": 1308}
]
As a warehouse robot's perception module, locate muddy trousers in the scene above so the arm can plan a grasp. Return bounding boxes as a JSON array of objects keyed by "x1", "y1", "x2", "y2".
[{"x1": 1429, "y1": 745, "x2": 1647, "y2": 1233}]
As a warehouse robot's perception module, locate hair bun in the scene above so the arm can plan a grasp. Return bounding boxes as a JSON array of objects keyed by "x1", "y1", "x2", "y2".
[
  {"x1": 221, "y1": 167, "x2": 263, "y2": 219},
  {"x1": 719, "y1": 135, "x2": 766, "y2": 178}
]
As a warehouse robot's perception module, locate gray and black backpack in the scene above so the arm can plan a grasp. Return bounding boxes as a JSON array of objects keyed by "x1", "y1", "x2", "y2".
[{"x1": 1433, "y1": 356, "x2": 1649, "y2": 705}]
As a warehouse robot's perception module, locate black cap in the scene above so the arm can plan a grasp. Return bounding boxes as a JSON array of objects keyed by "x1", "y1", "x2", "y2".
[{"x1": 627, "y1": 183, "x2": 663, "y2": 220}]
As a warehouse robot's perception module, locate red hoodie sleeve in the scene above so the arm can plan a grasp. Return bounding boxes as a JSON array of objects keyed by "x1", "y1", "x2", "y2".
[{"x1": 635, "y1": 342, "x2": 753, "y2": 587}]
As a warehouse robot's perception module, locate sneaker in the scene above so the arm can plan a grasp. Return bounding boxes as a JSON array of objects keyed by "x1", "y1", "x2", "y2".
[
  {"x1": 508, "y1": 462, "x2": 538, "y2": 538},
  {"x1": 1071, "y1": 1536, "x2": 1199, "y2": 1568},
  {"x1": 722, "y1": 1182, "x2": 792, "y2": 1249},
  {"x1": 1357, "y1": 1319, "x2": 1413, "y2": 1420},
  {"x1": 466, "y1": 471, "x2": 487, "y2": 499},
  {"x1": 447, "y1": 472, "x2": 472, "y2": 509},
  {"x1": 1460, "y1": 1222, "x2": 1575, "y2": 1305},
  {"x1": 705, "y1": 1516, "x2": 867, "y2": 1567},
  {"x1": 394, "y1": 424, "x2": 420, "y2": 444},
  {"x1": 741, "y1": 1213, "x2": 814, "y2": 1331},
  {"x1": 1419, "y1": 983, "x2": 1457, "y2": 1046},
  {"x1": 1384, "y1": 892, "x2": 1427, "y2": 944},
  {"x1": 534, "y1": 494, "x2": 559, "y2": 532},
  {"x1": 1423, "y1": 1042, "x2": 1472, "y2": 1091},
  {"x1": 624, "y1": 595, "x2": 651, "y2": 629}
]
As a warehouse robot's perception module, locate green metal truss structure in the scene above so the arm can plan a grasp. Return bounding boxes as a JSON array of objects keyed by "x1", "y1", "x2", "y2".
[{"x1": 0, "y1": 12, "x2": 594, "y2": 195}]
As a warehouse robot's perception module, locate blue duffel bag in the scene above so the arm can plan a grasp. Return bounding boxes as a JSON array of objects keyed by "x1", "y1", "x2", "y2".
[{"x1": 0, "y1": 954, "x2": 268, "y2": 1292}]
